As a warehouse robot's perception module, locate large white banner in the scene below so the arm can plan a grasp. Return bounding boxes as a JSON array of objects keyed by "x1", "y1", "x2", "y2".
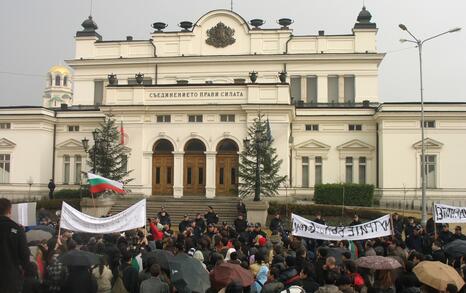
[
  {"x1": 60, "y1": 199, "x2": 146, "y2": 233},
  {"x1": 11, "y1": 202, "x2": 37, "y2": 226},
  {"x1": 292, "y1": 213, "x2": 392, "y2": 241},
  {"x1": 434, "y1": 203, "x2": 466, "y2": 223}
]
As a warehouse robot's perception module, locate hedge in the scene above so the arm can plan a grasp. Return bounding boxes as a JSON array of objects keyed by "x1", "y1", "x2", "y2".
[
  {"x1": 53, "y1": 188, "x2": 91, "y2": 199},
  {"x1": 314, "y1": 183, "x2": 374, "y2": 207},
  {"x1": 37, "y1": 198, "x2": 81, "y2": 211}
]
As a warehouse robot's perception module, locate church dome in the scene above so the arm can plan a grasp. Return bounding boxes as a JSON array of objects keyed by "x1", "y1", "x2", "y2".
[
  {"x1": 357, "y1": 6, "x2": 372, "y2": 23},
  {"x1": 48, "y1": 65, "x2": 70, "y2": 76}
]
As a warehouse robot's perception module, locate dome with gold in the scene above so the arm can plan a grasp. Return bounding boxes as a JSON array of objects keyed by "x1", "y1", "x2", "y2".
[{"x1": 48, "y1": 65, "x2": 70, "y2": 76}]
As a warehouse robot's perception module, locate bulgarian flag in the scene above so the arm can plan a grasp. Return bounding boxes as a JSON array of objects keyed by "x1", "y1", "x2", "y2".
[{"x1": 87, "y1": 173, "x2": 125, "y2": 194}]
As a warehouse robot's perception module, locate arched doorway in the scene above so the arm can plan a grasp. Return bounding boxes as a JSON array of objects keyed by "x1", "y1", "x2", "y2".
[
  {"x1": 152, "y1": 139, "x2": 174, "y2": 196},
  {"x1": 184, "y1": 139, "x2": 206, "y2": 195},
  {"x1": 216, "y1": 139, "x2": 239, "y2": 196}
]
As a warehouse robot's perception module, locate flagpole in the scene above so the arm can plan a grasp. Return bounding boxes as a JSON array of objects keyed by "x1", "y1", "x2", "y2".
[{"x1": 91, "y1": 192, "x2": 96, "y2": 208}]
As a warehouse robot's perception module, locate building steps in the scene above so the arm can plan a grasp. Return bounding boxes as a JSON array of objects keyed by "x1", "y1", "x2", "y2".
[{"x1": 109, "y1": 196, "x2": 241, "y2": 226}]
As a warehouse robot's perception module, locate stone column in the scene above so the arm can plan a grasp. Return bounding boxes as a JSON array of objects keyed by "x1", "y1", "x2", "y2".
[
  {"x1": 317, "y1": 75, "x2": 328, "y2": 103},
  {"x1": 205, "y1": 151, "x2": 217, "y2": 198},
  {"x1": 173, "y1": 151, "x2": 184, "y2": 198}
]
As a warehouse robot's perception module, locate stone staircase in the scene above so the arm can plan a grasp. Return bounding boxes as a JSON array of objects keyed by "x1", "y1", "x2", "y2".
[{"x1": 109, "y1": 196, "x2": 240, "y2": 226}]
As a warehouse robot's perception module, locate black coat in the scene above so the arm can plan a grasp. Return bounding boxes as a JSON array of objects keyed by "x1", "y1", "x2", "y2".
[
  {"x1": 195, "y1": 218, "x2": 206, "y2": 233},
  {"x1": 121, "y1": 263, "x2": 140, "y2": 293},
  {"x1": 179, "y1": 220, "x2": 191, "y2": 233},
  {"x1": 0, "y1": 215, "x2": 31, "y2": 293},
  {"x1": 157, "y1": 212, "x2": 171, "y2": 226},
  {"x1": 63, "y1": 266, "x2": 97, "y2": 293},
  {"x1": 234, "y1": 218, "x2": 247, "y2": 233},
  {"x1": 205, "y1": 211, "x2": 219, "y2": 225},
  {"x1": 237, "y1": 203, "x2": 247, "y2": 215},
  {"x1": 270, "y1": 218, "x2": 283, "y2": 232}
]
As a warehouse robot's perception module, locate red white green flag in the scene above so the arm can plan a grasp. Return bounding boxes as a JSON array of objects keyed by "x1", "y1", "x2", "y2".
[{"x1": 87, "y1": 173, "x2": 125, "y2": 194}]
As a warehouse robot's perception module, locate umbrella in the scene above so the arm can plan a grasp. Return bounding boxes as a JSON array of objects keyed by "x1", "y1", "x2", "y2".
[
  {"x1": 445, "y1": 240, "x2": 466, "y2": 258},
  {"x1": 210, "y1": 262, "x2": 255, "y2": 290},
  {"x1": 58, "y1": 249, "x2": 101, "y2": 267},
  {"x1": 413, "y1": 261, "x2": 465, "y2": 291},
  {"x1": 169, "y1": 253, "x2": 210, "y2": 293},
  {"x1": 26, "y1": 230, "x2": 52, "y2": 242},
  {"x1": 327, "y1": 248, "x2": 347, "y2": 265},
  {"x1": 355, "y1": 256, "x2": 402, "y2": 270},
  {"x1": 142, "y1": 249, "x2": 173, "y2": 271}
]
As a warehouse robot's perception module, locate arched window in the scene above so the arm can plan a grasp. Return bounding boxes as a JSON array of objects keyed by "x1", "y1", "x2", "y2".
[
  {"x1": 63, "y1": 76, "x2": 68, "y2": 86},
  {"x1": 153, "y1": 139, "x2": 174, "y2": 154},
  {"x1": 184, "y1": 139, "x2": 206, "y2": 153},
  {"x1": 55, "y1": 75, "x2": 61, "y2": 86},
  {"x1": 49, "y1": 74, "x2": 53, "y2": 86}
]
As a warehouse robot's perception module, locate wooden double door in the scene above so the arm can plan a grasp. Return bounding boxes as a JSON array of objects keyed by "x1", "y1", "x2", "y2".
[
  {"x1": 184, "y1": 154, "x2": 206, "y2": 195},
  {"x1": 152, "y1": 154, "x2": 173, "y2": 195},
  {"x1": 216, "y1": 154, "x2": 238, "y2": 196}
]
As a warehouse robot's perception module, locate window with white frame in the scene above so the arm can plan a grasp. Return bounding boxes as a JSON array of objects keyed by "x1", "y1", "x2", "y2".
[
  {"x1": 188, "y1": 115, "x2": 203, "y2": 123},
  {"x1": 63, "y1": 155, "x2": 70, "y2": 184},
  {"x1": 74, "y1": 155, "x2": 82, "y2": 184},
  {"x1": 68, "y1": 125, "x2": 79, "y2": 132},
  {"x1": 0, "y1": 123, "x2": 11, "y2": 129},
  {"x1": 0, "y1": 154, "x2": 10, "y2": 183},
  {"x1": 156, "y1": 115, "x2": 171, "y2": 123},
  {"x1": 423, "y1": 155, "x2": 437, "y2": 188},
  {"x1": 305, "y1": 124, "x2": 319, "y2": 131},
  {"x1": 302, "y1": 157, "x2": 309, "y2": 187},
  {"x1": 315, "y1": 156, "x2": 323, "y2": 185},
  {"x1": 345, "y1": 157, "x2": 353, "y2": 183},
  {"x1": 220, "y1": 114, "x2": 235, "y2": 122},
  {"x1": 359, "y1": 157, "x2": 366, "y2": 184},
  {"x1": 349, "y1": 124, "x2": 362, "y2": 131}
]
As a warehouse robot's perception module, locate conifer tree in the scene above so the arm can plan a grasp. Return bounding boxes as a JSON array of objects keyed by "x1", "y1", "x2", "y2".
[
  {"x1": 238, "y1": 113, "x2": 287, "y2": 200},
  {"x1": 88, "y1": 116, "x2": 133, "y2": 183}
]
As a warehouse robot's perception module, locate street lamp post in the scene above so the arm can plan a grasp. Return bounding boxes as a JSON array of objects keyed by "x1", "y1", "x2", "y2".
[
  {"x1": 81, "y1": 130, "x2": 99, "y2": 174},
  {"x1": 399, "y1": 24, "x2": 461, "y2": 225}
]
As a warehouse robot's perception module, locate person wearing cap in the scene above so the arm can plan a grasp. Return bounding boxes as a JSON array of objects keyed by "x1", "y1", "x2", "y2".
[
  {"x1": 205, "y1": 206, "x2": 219, "y2": 225},
  {"x1": 178, "y1": 215, "x2": 191, "y2": 233},
  {"x1": 234, "y1": 214, "x2": 247, "y2": 233},
  {"x1": 439, "y1": 223, "x2": 453, "y2": 245},
  {"x1": 452, "y1": 225, "x2": 466, "y2": 241},
  {"x1": 157, "y1": 207, "x2": 171, "y2": 226},
  {"x1": 206, "y1": 223, "x2": 216, "y2": 239}
]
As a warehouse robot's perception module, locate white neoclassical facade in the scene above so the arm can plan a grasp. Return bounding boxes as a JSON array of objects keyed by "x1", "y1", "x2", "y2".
[{"x1": 0, "y1": 9, "x2": 465, "y2": 208}]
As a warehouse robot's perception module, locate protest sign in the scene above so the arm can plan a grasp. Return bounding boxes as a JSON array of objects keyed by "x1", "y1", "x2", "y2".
[
  {"x1": 291, "y1": 213, "x2": 392, "y2": 241},
  {"x1": 11, "y1": 202, "x2": 37, "y2": 226},
  {"x1": 434, "y1": 203, "x2": 466, "y2": 223},
  {"x1": 60, "y1": 199, "x2": 146, "y2": 233}
]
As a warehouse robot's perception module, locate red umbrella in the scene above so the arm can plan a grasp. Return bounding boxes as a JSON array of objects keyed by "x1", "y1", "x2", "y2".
[
  {"x1": 355, "y1": 256, "x2": 402, "y2": 270},
  {"x1": 210, "y1": 262, "x2": 255, "y2": 290}
]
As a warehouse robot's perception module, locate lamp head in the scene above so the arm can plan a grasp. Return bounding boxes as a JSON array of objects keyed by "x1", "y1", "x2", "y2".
[
  {"x1": 92, "y1": 130, "x2": 98, "y2": 141},
  {"x1": 399, "y1": 38, "x2": 408, "y2": 43},
  {"x1": 449, "y1": 27, "x2": 461, "y2": 33},
  {"x1": 399, "y1": 24, "x2": 407, "y2": 31},
  {"x1": 81, "y1": 137, "x2": 89, "y2": 151}
]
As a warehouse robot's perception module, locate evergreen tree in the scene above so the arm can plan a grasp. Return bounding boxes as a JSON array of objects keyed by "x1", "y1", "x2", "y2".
[
  {"x1": 238, "y1": 113, "x2": 287, "y2": 200},
  {"x1": 88, "y1": 116, "x2": 133, "y2": 183}
]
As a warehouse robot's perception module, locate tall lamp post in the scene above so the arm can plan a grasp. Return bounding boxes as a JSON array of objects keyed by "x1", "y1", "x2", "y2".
[
  {"x1": 81, "y1": 130, "x2": 99, "y2": 174},
  {"x1": 399, "y1": 24, "x2": 461, "y2": 225}
]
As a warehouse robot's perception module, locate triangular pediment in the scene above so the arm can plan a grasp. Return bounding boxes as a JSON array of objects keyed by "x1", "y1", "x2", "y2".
[
  {"x1": 0, "y1": 138, "x2": 16, "y2": 149},
  {"x1": 337, "y1": 139, "x2": 374, "y2": 151},
  {"x1": 413, "y1": 138, "x2": 443, "y2": 150},
  {"x1": 294, "y1": 139, "x2": 330, "y2": 151},
  {"x1": 56, "y1": 139, "x2": 84, "y2": 150}
]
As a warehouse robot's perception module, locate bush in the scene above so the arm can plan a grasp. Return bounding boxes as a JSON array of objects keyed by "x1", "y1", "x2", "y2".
[
  {"x1": 54, "y1": 188, "x2": 90, "y2": 199},
  {"x1": 314, "y1": 183, "x2": 374, "y2": 207},
  {"x1": 37, "y1": 198, "x2": 81, "y2": 211}
]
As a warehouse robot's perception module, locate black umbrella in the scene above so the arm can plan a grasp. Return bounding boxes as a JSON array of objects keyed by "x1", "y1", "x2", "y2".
[
  {"x1": 142, "y1": 249, "x2": 173, "y2": 271},
  {"x1": 169, "y1": 253, "x2": 210, "y2": 293},
  {"x1": 328, "y1": 247, "x2": 347, "y2": 265},
  {"x1": 58, "y1": 249, "x2": 101, "y2": 267},
  {"x1": 445, "y1": 240, "x2": 466, "y2": 258}
]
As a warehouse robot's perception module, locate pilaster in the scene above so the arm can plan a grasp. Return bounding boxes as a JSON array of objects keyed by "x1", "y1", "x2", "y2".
[
  {"x1": 173, "y1": 151, "x2": 184, "y2": 198},
  {"x1": 205, "y1": 151, "x2": 217, "y2": 198}
]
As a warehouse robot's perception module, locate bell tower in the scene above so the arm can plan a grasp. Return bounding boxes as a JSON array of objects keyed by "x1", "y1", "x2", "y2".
[{"x1": 43, "y1": 65, "x2": 73, "y2": 108}]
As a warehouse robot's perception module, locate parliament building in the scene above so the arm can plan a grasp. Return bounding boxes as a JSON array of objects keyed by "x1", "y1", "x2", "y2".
[{"x1": 1, "y1": 8, "x2": 465, "y2": 208}]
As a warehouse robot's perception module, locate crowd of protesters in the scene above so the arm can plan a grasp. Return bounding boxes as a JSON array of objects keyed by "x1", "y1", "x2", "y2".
[{"x1": 2, "y1": 196, "x2": 466, "y2": 293}]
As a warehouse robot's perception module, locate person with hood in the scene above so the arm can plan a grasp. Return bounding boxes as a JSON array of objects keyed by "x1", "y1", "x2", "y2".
[
  {"x1": 279, "y1": 256, "x2": 301, "y2": 287},
  {"x1": 92, "y1": 255, "x2": 113, "y2": 293},
  {"x1": 315, "y1": 271, "x2": 343, "y2": 293},
  {"x1": 253, "y1": 256, "x2": 269, "y2": 292}
]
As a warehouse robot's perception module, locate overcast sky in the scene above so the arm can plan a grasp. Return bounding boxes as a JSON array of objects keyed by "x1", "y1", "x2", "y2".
[{"x1": 0, "y1": 0, "x2": 464, "y2": 106}]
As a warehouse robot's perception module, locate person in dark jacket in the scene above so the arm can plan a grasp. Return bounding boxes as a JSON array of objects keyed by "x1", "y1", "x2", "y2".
[
  {"x1": 63, "y1": 266, "x2": 98, "y2": 293},
  {"x1": 431, "y1": 240, "x2": 446, "y2": 263},
  {"x1": 300, "y1": 264, "x2": 320, "y2": 293},
  {"x1": 237, "y1": 199, "x2": 247, "y2": 216},
  {"x1": 48, "y1": 179, "x2": 56, "y2": 200},
  {"x1": 278, "y1": 256, "x2": 300, "y2": 286},
  {"x1": 406, "y1": 225, "x2": 425, "y2": 253},
  {"x1": 120, "y1": 252, "x2": 140, "y2": 293},
  {"x1": 0, "y1": 198, "x2": 31, "y2": 293},
  {"x1": 439, "y1": 224, "x2": 453, "y2": 245},
  {"x1": 234, "y1": 214, "x2": 247, "y2": 233},
  {"x1": 349, "y1": 214, "x2": 361, "y2": 226},
  {"x1": 452, "y1": 226, "x2": 466, "y2": 240},
  {"x1": 269, "y1": 213, "x2": 284, "y2": 233},
  {"x1": 194, "y1": 213, "x2": 206, "y2": 233},
  {"x1": 392, "y1": 213, "x2": 404, "y2": 238},
  {"x1": 22, "y1": 262, "x2": 42, "y2": 293},
  {"x1": 178, "y1": 214, "x2": 191, "y2": 233},
  {"x1": 205, "y1": 206, "x2": 219, "y2": 225},
  {"x1": 157, "y1": 207, "x2": 171, "y2": 226}
]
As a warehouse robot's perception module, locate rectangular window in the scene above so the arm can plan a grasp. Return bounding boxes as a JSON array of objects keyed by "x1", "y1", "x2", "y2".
[
  {"x1": 305, "y1": 124, "x2": 319, "y2": 131},
  {"x1": 63, "y1": 155, "x2": 70, "y2": 184},
  {"x1": 306, "y1": 76, "x2": 318, "y2": 103},
  {"x1": 188, "y1": 115, "x2": 203, "y2": 122},
  {"x1": 0, "y1": 123, "x2": 11, "y2": 129},
  {"x1": 155, "y1": 167, "x2": 160, "y2": 184},
  {"x1": 220, "y1": 114, "x2": 235, "y2": 122},
  {"x1": 0, "y1": 154, "x2": 11, "y2": 183},
  {"x1": 302, "y1": 157, "x2": 309, "y2": 188},
  {"x1": 167, "y1": 167, "x2": 172, "y2": 184},
  {"x1": 156, "y1": 115, "x2": 171, "y2": 123},
  {"x1": 345, "y1": 157, "x2": 353, "y2": 183},
  {"x1": 423, "y1": 155, "x2": 437, "y2": 188},
  {"x1": 290, "y1": 76, "x2": 302, "y2": 102},
  {"x1": 68, "y1": 125, "x2": 80, "y2": 132},
  {"x1": 231, "y1": 168, "x2": 236, "y2": 185},
  {"x1": 315, "y1": 156, "x2": 323, "y2": 185},
  {"x1": 187, "y1": 167, "x2": 192, "y2": 184},
  {"x1": 344, "y1": 76, "x2": 355, "y2": 103},
  {"x1": 74, "y1": 155, "x2": 82, "y2": 184},
  {"x1": 219, "y1": 167, "x2": 224, "y2": 185},
  {"x1": 328, "y1": 75, "x2": 339, "y2": 103},
  {"x1": 198, "y1": 167, "x2": 204, "y2": 184},
  {"x1": 422, "y1": 120, "x2": 436, "y2": 128},
  {"x1": 128, "y1": 78, "x2": 153, "y2": 85},
  {"x1": 94, "y1": 80, "x2": 104, "y2": 105},
  {"x1": 349, "y1": 124, "x2": 362, "y2": 131},
  {"x1": 359, "y1": 157, "x2": 366, "y2": 184}
]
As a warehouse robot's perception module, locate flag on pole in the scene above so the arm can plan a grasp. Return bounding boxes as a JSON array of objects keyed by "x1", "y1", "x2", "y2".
[
  {"x1": 87, "y1": 173, "x2": 125, "y2": 194},
  {"x1": 120, "y1": 120, "x2": 125, "y2": 145}
]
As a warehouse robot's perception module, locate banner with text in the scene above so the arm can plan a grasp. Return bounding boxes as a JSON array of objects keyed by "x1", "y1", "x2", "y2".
[
  {"x1": 434, "y1": 203, "x2": 466, "y2": 223},
  {"x1": 292, "y1": 213, "x2": 392, "y2": 241},
  {"x1": 60, "y1": 199, "x2": 146, "y2": 233},
  {"x1": 11, "y1": 202, "x2": 37, "y2": 226}
]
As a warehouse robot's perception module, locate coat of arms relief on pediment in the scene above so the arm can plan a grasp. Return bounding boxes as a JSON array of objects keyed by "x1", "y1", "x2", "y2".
[{"x1": 205, "y1": 22, "x2": 236, "y2": 48}]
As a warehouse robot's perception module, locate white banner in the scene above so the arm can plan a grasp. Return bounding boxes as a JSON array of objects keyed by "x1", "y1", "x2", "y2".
[
  {"x1": 292, "y1": 213, "x2": 392, "y2": 241},
  {"x1": 434, "y1": 203, "x2": 466, "y2": 223},
  {"x1": 60, "y1": 199, "x2": 146, "y2": 233},
  {"x1": 11, "y1": 202, "x2": 37, "y2": 226}
]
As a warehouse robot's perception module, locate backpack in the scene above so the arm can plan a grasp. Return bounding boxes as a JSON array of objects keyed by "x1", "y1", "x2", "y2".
[{"x1": 111, "y1": 269, "x2": 129, "y2": 293}]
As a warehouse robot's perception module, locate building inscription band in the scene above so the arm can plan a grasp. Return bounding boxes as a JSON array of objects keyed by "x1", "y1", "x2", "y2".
[{"x1": 148, "y1": 90, "x2": 244, "y2": 98}]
